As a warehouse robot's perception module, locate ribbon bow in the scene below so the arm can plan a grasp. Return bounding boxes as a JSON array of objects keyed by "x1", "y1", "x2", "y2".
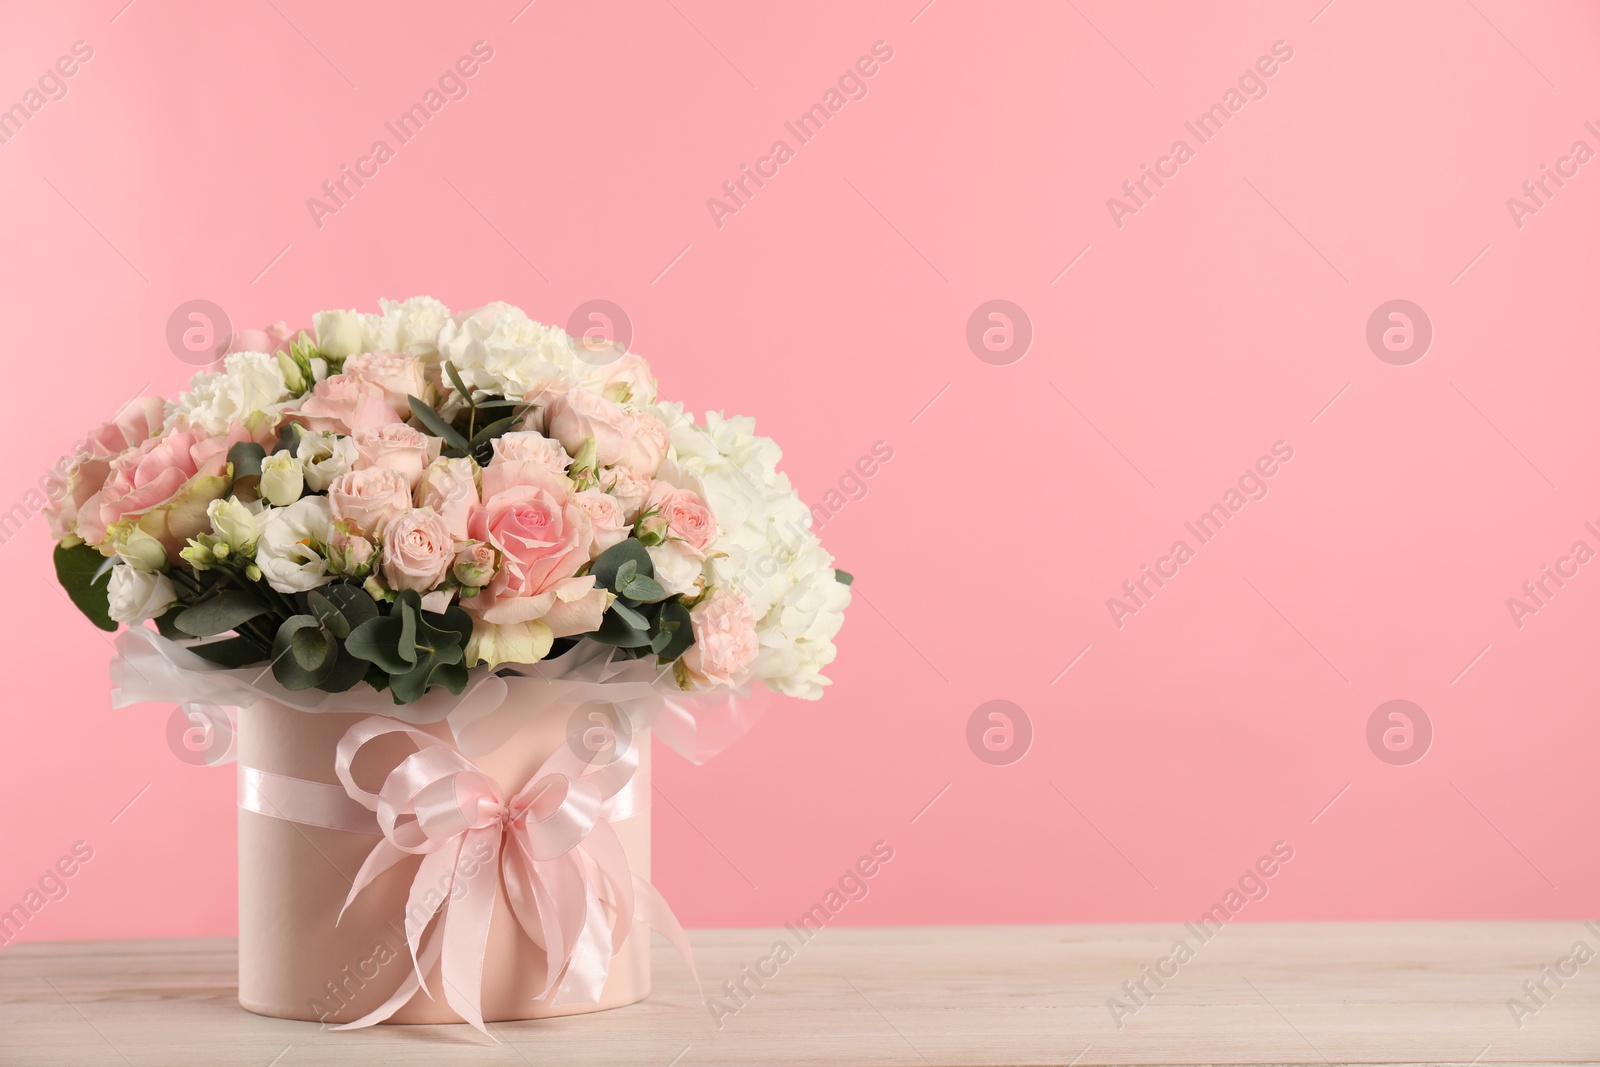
[{"x1": 327, "y1": 716, "x2": 696, "y2": 1033}]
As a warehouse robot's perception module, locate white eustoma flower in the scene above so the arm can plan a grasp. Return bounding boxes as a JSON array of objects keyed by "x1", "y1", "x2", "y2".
[
  {"x1": 255, "y1": 497, "x2": 335, "y2": 594},
  {"x1": 295, "y1": 431, "x2": 357, "y2": 492},
  {"x1": 172, "y1": 351, "x2": 291, "y2": 435},
  {"x1": 107, "y1": 564, "x2": 177, "y2": 624}
]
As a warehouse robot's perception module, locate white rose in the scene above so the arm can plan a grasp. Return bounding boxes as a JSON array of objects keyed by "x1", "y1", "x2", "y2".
[
  {"x1": 295, "y1": 431, "x2": 357, "y2": 492},
  {"x1": 647, "y1": 541, "x2": 704, "y2": 598},
  {"x1": 260, "y1": 451, "x2": 304, "y2": 507},
  {"x1": 313, "y1": 308, "x2": 363, "y2": 358},
  {"x1": 172, "y1": 351, "x2": 290, "y2": 435},
  {"x1": 107, "y1": 564, "x2": 177, "y2": 624},
  {"x1": 207, "y1": 497, "x2": 259, "y2": 555},
  {"x1": 255, "y1": 497, "x2": 335, "y2": 593}
]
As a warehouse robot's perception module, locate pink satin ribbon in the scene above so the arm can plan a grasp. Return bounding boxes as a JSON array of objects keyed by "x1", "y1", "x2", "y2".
[{"x1": 242, "y1": 716, "x2": 699, "y2": 1034}]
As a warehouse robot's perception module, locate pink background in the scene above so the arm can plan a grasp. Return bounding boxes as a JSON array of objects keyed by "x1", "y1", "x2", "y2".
[{"x1": 1, "y1": 0, "x2": 1596, "y2": 944}]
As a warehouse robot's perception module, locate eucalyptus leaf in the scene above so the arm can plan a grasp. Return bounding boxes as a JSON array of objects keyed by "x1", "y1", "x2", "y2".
[
  {"x1": 652, "y1": 599, "x2": 694, "y2": 662},
  {"x1": 175, "y1": 590, "x2": 270, "y2": 637},
  {"x1": 592, "y1": 539, "x2": 653, "y2": 593},
  {"x1": 188, "y1": 635, "x2": 268, "y2": 668},
  {"x1": 406, "y1": 395, "x2": 471, "y2": 454},
  {"x1": 271, "y1": 616, "x2": 336, "y2": 690}
]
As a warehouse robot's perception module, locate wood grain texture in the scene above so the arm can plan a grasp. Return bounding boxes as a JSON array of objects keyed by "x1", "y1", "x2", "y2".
[{"x1": 0, "y1": 923, "x2": 1595, "y2": 1066}]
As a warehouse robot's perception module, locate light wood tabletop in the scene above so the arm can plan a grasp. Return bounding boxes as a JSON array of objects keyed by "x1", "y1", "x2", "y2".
[{"x1": 0, "y1": 923, "x2": 1595, "y2": 1065}]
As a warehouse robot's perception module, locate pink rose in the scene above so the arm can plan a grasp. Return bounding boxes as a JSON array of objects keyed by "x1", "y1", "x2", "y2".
[
  {"x1": 545, "y1": 389, "x2": 630, "y2": 467},
  {"x1": 417, "y1": 457, "x2": 479, "y2": 541},
  {"x1": 344, "y1": 351, "x2": 428, "y2": 416},
  {"x1": 226, "y1": 321, "x2": 293, "y2": 356},
  {"x1": 680, "y1": 589, "x2": 758, "y2": 689},
  {"x1": 644, "y1": 482, "x2": 716, "y2": 557},
  {"x1": 602, "y1": 464, "x2": 651, "y2": 520},
  {"x1": 328, "y1": 525, "x2": 376, "y2": 578},
  {"x1": 466, "y1": 465, "x2": 603, "y2": 632},
  {"x1": 327, "y1": 467, "x2": 412, "y2": 538},
  {"x1": 452, "y1": 540, "x2": 497, "y2": 587},
  {"x1": 352, "y1": 423, "x2": 442, "y2": 488},
  {"x1": 581, "y1": 349, "x2": 657, "y2": 406},
  {"x1": 381, "y1": 509, "x2": 455, "y2": 592},
  {"x1": 573, "y1": 488, "x2": 631, "y2": 559},
  {"x1": 291, "y1": 374, "x2": 403, "y2": 436},
  {"x1": 491, "y1": 431, "x2": 570, "y2": 473},
  {"x1": 46, "y1": 396, "x2": 166, "y2": 541},
  {"x1": 616, "y1": 411, "x2": 669, "y2": 477},
  {"x1": 77, "y1": 419, "x2": 248, "y2": 553}
]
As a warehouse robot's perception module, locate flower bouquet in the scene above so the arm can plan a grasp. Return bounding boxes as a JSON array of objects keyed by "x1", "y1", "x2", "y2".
[{"x1": 47, "y1": 297, "x2": 850, "y2": 1028}]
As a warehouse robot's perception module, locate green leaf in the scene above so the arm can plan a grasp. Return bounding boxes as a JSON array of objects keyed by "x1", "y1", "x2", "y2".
[
  {"x1": 614, "y1": 559, "x2": 638, "y2": 587},
  {"x1": 309, "y1": 583, "x2": 379, "y2": 632},
  {"x1": 274, "y1": 422, "x2": 302, "y2": 456},
  {"x1": 834, "y1": 569, "x2": 854, "y2": 586},
  {"x1": 444, "y1": 361, "x2": 474, "y2": 407},
  {"x1": 316, "y1": 647, "x2": 369, "y2": 692},
  {"x1": 174, "y1": 590, "x2": 270, "y2": 637},
  {"x1": 54, "y1": 542, "x2": 116, "y2": 631},
  {"x1": 407, "y1": 395, "x2": 471, "y2": 455},
  {"x1": 227, "y1": 442, "x2": 267, "y2": 481},
  {"x1": 610, "y1": 600, "x2": 651, "y2": 631},
  {"x1": 593, "y1": 607, "x2": 651, "y2": 648},
  {"x1": 345, "y1": 614, "x2": 417, "y2": 674},
  {"x1": 188, "y1": 635, "x2": 268, "y2": 668},
  {"x1": 652, "y1": 599, "x2": 695, "y2": 662},
  {"x1": 592, "y1": 538, "x2": 653, "y2": 593},
  {"x1": 619, "y1": 573, "x2": 668, "y2": 603},
  {"x1": 271, "y1": 616, "x2": 336, "y2": 690},
  {"x1": 291, "y1": 625, "x2": 330, "y2": 671}
]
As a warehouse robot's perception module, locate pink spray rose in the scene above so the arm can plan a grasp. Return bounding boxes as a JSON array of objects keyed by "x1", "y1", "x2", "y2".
[
  {"x1": 226, "y1": 321, "x2": 293, "y2": 356},
  {"x1": 644, "y1": 482, "x2": 717, "y2": 557},
  {"x1": 417, "y1": 457, "x2": 479, "y2": 541},
  {"x1": 381, "y1": 509, "x2": 455, "y2": 592},
  {"x1": 490, "y1": 431, "x2": 570, "y2": 473},
  {"x1": 343, "y1": 351, "x2": 428, "y2": 416},
  {"x1": 573, "y1": 488, "x2": 631, "y2": 558},
  {"x1": 326, "y1": 467, "x2": 413, "y2": 538},
  {"x1": 291, "y1": 374, "x2": 403, "y2": 435},
  {"x1": 77, "y1": 419, "x2": 251, "y2": 553},
  {"x1": 452, "y1": 540, "x2": 497, "y2": 587},
  {"x1": 545, "y1": 388, "x2": 631, "y2": 467},
  {"x1": 616, "y1": 410, "x2": 670, "y2": 477},
  {"x1": 602, "y1": 464, "x2": 651, "y2": 520},
  {"x1": 680, "y1": 588, "x2": 759, "y2": 689},
  {"x1": 352, "y1": 423, "x2": 442, "y2": 488},
  {"x1": 465, "y1": 463, "x2": 603, "y2": 633}
]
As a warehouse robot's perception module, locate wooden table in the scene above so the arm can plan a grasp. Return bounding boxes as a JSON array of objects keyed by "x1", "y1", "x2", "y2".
[{"x1": 1, "y1": 924, "x2": 1595, "y2": 1065}]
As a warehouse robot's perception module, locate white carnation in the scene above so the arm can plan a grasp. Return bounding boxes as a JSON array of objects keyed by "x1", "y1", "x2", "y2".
[
  {"x1": 172, "y1": 351, "x2": 290, "y2": 434},
  {"x1": 381, "y1": 295, "x2": 451, "y2": 359},
  {"x1": 435, "y1": 302, "x2": 581, "y2": 406},
  {"x1": 255, "y1": 497, "x2": 334, "y2": 594}
]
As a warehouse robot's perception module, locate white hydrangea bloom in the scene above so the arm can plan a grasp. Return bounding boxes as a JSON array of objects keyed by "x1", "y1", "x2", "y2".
[
  {"x1": 171, "y1": 351, "x2": 290, "y2": 434},
  {"x1": 659, "y1": 405, "x2": 849, "y2": 699}
]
